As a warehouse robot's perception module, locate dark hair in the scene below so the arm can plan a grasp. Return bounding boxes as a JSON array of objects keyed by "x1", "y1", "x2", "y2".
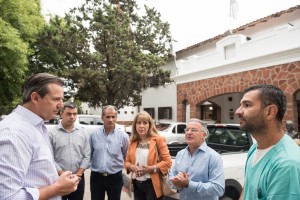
[
  {"x1": 61, "y1": 102, "x2": 77, "y2": 113},
  {"x1": 244, "y1": 84, "x2": 287, "y2": 121},
  {"x1": 102, "y1": 105, "x2": 118, "y2": 117},
  {"x1": 23, "y1": 73, "x2": 63, "y2": 104}
]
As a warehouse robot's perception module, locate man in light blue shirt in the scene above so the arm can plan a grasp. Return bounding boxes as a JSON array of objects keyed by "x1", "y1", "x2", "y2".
[
  {"x1": 0, "y1": 73, "x2": 79, "y2": 200},
  {"x1": 90, "y1": 105, "x2": 129, "y2": 200},
  {"x1": 169, "y1": 119, "x2": 225, "y2": 200}
]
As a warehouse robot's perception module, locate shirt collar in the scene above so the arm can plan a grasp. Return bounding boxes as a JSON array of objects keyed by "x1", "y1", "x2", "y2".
[
  {"x1": 14, "y1": 105, "x2": 44, "y2": 127},
  {"x1": 57, "y1": 122, "x2": 79, "y2": 132},
  {"x1": 185, "y1": 141, "x2": 208, "y2": 152}
]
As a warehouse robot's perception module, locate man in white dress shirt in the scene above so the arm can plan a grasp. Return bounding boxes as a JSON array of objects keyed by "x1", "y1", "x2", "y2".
[{"x1": 0, "y1": 73, "x2": 79, "y2": 200}]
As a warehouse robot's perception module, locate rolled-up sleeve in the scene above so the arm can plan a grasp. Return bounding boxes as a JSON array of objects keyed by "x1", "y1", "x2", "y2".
[{"x1": 80, "y1": 132, "x2": 91, "y2": 169}]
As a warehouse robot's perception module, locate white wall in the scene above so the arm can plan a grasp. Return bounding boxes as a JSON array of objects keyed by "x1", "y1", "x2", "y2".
[
  {"x1": 141, "y1": 82, "x2": 177, "y2": 122},
  {"x1": 81, "y1": 103, "x2": 138, "y2": 123}
]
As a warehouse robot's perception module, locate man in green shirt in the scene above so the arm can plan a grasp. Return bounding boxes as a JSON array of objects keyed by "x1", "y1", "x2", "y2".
[{"x1": 236, "y1": 84, "x2": 300, "y2": 200}]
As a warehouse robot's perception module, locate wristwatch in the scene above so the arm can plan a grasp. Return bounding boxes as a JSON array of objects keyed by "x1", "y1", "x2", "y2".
[{"x1": 153, "y1": 165, "x2": 157, "y2": 173}]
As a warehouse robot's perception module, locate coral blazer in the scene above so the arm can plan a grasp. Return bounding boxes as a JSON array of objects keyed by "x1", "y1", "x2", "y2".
[{"x1": 124, "y1": 134, "x2": 172, "y2": 198}]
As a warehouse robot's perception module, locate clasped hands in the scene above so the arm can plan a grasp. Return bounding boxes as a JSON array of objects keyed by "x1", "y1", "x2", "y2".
[
  {"x1": 130, "y1": 163, "x2": 152, "y2": 177},
  {"x1": 170, "y1": 171, "x2": 189, "y2": 188}
]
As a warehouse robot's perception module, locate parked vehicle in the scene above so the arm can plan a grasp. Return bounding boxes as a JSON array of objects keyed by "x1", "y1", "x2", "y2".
[
  {"x1": 123, "y1": 124, "x2": 255, "y2": 200},
  {"x1": 46, "y1": 114, "x2": 125, "y2": 135},
  {"x1": 156, "y1": 121, "x2": 187, "y2": 144},
  {"x1": 76, "y1": 114, "x2": 103, "y2": 125}
]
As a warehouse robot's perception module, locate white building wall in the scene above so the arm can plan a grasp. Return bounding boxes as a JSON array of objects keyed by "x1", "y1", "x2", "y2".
[
  {"x1": 141, "y1": 8, "x2": 300, "y2": 123},
  {"x1": 81, "y1": 103, "x2": 138, "y2": 123},
  {"x1": 141, "y1": 82, "x2": 177, "y2": 122}
]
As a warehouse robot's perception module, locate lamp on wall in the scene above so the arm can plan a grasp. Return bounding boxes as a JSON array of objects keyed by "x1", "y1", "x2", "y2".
[{"x1": 209, "y1": 106, "x2": 213, "y2": 111}]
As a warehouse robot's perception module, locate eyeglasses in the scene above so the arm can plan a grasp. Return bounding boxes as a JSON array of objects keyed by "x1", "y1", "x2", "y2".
[{"x1": 185, "y1": 128, "x2": 199, "y2": 133}]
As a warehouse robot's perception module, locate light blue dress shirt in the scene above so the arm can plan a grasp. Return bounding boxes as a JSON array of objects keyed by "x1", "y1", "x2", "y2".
[
  {"x1": 90, "y1": 126, "x2": 129, "y2": 174},
  {"x1": 0, "y1": 105, "x2": 60, "y2": 200},
  {"x1": 169, "y1": 142, "x2": 225, "y2": 200},
  {"x1": 49, "y1": 123, "x2": 90, "y2": 173}
]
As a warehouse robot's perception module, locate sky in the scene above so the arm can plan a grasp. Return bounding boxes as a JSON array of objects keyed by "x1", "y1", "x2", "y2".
[{"x1": 41, "y1": 0, "x2": 300, "y2": 51}]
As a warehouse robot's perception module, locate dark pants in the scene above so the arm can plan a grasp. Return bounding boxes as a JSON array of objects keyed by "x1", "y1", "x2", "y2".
[
  {"x1": 90, "y1": 171, "x2": 123, "y2": 200},
  {"x1": 133, "y1": 179, "x2": 163, "y2": 200},
  {"x1": 62, "y1": 174, "x2": 85, "y2": 200}
]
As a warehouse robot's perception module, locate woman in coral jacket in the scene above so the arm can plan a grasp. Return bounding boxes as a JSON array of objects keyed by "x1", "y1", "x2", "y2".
[{"x1": 124, "y1": 111, "x2": 172, "y2": 200}]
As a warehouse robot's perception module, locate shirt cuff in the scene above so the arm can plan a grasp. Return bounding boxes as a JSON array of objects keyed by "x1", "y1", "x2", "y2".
[{"x1": 188, "y1": 180, "x2": 201, "y2": 191}]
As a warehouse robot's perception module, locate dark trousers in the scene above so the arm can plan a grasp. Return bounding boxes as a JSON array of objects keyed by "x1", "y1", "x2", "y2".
[
  {"x1": 90, "y1": 171, "x2": 123, "y2": 200},
  {"x1": 133, "y1": 179, "x2": 163, "y2": 200},
  {"x1": 62, "y1": 174, "x2": 85, "y2": 200}
]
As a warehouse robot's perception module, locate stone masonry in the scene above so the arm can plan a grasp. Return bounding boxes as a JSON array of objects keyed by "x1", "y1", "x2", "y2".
[{"x1": 177, "y1": 61, "x2": 300, "y2": 128}]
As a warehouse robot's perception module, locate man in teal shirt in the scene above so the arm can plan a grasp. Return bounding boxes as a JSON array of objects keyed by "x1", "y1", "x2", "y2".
[{"x1": 235, "y1": 84, "x2": 300, "y2": 200}]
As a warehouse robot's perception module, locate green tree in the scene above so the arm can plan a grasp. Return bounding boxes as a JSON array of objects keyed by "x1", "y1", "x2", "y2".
[
  {"x1": 30, "y1": 0, "x2": 173, "y2": 109},
  {"x1": 0, "y1": 0, "x2": 45, "y2": 114}
]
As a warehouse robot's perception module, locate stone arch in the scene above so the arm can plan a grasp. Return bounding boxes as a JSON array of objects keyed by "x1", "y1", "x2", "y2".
[
  {"x1": 177, "y1": 61, "x2": 300, "y2": 122},
  {"x1": 196, "y1": 100, "x2": 221, "y2": 123}
]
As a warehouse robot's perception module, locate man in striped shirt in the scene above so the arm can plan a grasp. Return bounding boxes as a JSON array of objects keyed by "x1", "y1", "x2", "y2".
[{"x1": 0, "y1": 73, "x2": 79, "y2": 200}]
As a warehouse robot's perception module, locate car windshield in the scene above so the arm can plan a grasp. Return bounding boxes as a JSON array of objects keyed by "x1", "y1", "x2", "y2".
[
  {"x1": 156, "y1": 123, "x2": 172, "y2": 132},
  {"x1": 207, "y1": 126, "x2": 249, "y2": 146}
]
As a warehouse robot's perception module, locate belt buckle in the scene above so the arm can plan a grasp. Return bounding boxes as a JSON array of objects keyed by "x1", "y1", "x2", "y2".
[{"x1": 103, "y1": 173, "x2": 108, "y2": 176}]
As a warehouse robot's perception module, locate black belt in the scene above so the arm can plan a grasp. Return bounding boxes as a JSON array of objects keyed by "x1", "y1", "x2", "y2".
[
  {"x1": 92, "y1": 170, "x2": 122, "y2": 177},
  {"x1": 133, "y1": 178, "x2": 151, "y2": 184}
]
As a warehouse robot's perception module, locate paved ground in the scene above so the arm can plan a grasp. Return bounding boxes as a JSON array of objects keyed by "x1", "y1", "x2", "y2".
[{"x1": 83, "y1": 169, "x2": 131, "y2": 200}]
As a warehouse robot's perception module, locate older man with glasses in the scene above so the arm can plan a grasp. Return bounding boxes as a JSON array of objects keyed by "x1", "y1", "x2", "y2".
[{"x1": 169, "y1": 118, "x2": 225, "y2": 200}]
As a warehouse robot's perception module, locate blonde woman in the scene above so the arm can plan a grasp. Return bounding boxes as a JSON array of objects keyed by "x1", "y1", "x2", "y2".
[{"x1": 125, "y1": 111, "x2": 172, "y2": 200}]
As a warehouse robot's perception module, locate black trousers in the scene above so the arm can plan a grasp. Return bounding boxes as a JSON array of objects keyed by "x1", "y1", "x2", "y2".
[
  {"x1": 62, "y1": 174, "x2": 85, "y2": 200},
  {"x1": 90, "y1": 171, "x2": 123, "y2": 200},
  {"x1": 133, "y1": 179, "x2": 163, "y2": 200}
]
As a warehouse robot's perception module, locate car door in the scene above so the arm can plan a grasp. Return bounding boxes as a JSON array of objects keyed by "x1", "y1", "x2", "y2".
[{"x1": 173, "y1": 124, "x2": 186, "y2": 144}]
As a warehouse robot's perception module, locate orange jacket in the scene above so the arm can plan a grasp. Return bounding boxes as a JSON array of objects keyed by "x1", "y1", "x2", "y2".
[{"x1": 124, "y1": 135, "x2": 172, "y2": 198}]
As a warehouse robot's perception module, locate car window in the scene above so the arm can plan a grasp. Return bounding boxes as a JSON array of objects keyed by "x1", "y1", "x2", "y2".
[
  {"x1": 156, "y1": 123, "x2": 172, "y2": 132},
  {"x1": 207, "y1": 127, "x2": 249, "y2": 146},
  {"x1": 177, "y1": 124, "x2": 186, "y2": 134},
  {"x1": 79, "y1": 117, "x2": 94, "y2": 125},
  {"x1": 95, "y1": 117, "x2": 103, "y2": 125},
  {"x1": 172, "y1": 126, "x2": 176, "y2": 133}
]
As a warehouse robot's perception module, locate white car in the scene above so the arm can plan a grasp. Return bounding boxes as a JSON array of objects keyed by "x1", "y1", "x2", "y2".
[
  {"x1": 156, "y1": 121, "x2": 187, "y2": 144},
  {"x1": 46, "y1": 114, "x2": 126, "y2": 135}
]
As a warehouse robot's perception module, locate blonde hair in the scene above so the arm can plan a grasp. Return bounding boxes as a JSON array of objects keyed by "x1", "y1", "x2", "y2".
[{"x1": 130, "y1": 111, "x2": 159, "y2": 142}]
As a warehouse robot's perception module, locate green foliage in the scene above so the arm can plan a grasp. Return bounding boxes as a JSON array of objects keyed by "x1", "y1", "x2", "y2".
[
  {"x1": 0, "y1": 0, "x2": 45, "y2": 114},
  {"x1": 30, "y1": 0, "x2": 173, "y2": 109}
]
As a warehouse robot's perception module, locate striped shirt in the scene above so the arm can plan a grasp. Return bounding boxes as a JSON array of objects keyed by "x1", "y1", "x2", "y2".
[
  {"x1": 0, "y1": 105, "x2": 60, "y2": 200},
  {"x1": 49, "y1": 123, "x2": 90, "y2": 173}
]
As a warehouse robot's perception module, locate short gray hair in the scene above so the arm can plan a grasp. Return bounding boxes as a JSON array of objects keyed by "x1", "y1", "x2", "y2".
[
  {"x1": 188, "y1": 118, "x2": 209, "y2": 138},
  {"x1": 102, "y1": 105, "x2": 118, "y2": 117}
]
